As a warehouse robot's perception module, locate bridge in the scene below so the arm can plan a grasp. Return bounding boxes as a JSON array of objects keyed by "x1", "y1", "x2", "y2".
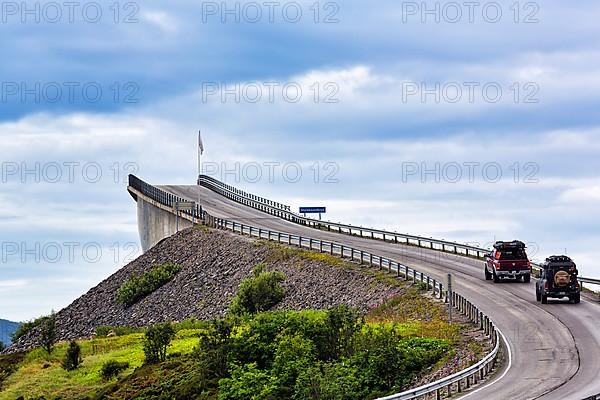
[{"x1": 128, "y1": 174, "x2": 600, "y2": 400}]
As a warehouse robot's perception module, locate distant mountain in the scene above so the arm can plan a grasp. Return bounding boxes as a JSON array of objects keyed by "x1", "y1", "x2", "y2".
[{"x1": 0, "y1": 319, "x2": 20, "y2": 346}]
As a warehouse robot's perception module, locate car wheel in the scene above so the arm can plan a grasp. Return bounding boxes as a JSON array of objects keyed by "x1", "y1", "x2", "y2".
[
  {"x1": 573, "y1": 294, "x2": 581, "y2": 304},
  {"x1": 523, "y1": 274, "x2": 531, "y2": 283},
  {"x1": 536, "y1": 289, "x2": 541, "y2": 302},
  {"x1": 485, "y1": 267, "x2": 491, "y2": 281},
  {"x1": 493, "y1": 271, "x2": 500, "y2": 283},
  {"x1": 541, "y1": 295, "x2": 548, "y2": 304}
]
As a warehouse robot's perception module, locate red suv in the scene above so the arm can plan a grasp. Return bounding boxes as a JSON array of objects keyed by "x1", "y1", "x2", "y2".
[{"x1": 484, "y1": 240, "x2": 531, "y2": 283}]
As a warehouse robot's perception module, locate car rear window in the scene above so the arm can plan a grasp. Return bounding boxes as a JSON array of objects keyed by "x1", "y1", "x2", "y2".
[{"x1": 498, "y1": 249, "x2": 527, "y2": 260}]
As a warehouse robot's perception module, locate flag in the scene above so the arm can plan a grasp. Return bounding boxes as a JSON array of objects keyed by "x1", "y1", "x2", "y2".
[{"x1": 198, "y1": 130, "x2": 204, "y2": 155}]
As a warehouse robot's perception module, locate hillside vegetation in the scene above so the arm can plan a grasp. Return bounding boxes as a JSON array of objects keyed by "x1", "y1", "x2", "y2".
[{"x1": 1, "y1": 226, "x2": 491, "y2": 399}]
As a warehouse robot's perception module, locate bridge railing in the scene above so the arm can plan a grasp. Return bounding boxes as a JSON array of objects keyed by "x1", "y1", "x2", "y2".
[
  {"x1": 131, "y1": 174, "x2": 505, "y2": 400},
  {"x1": 130, "y1": 175, "x2": 204, "y2": 220},
  {"x1": 199, "y1": 174, "x2": 599, "y2": 283}
]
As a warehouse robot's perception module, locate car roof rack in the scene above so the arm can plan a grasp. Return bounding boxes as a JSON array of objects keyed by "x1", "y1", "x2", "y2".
[
  {"x1": 493, "y1": 240, "x2": 526, "y2": 249},
  {"x1": 545, "y1": 255, "x2": 573, "y2": 263}
]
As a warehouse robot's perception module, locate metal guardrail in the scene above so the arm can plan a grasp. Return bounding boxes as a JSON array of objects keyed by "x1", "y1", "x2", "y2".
[
  {"x1": 199, "y1": 175, "x2": 598, "y2": 283},
  {"x1": 130, "y1": 174, "x2": 505, "y2": 400},
  {"x1": 579, "y1": 277, "x2": 600, "y2": 286},
  {"x1": 200, "y1": 175, "x2": 291, "y2": 212}
]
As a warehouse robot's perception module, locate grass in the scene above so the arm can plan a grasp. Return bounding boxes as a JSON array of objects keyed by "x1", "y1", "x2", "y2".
[
  {"x1": 0, "y1": 328, "x2": 203, "y2": 400},
  {"x1": 365, "y1": 288, "x2": 460, "y2": 342}
]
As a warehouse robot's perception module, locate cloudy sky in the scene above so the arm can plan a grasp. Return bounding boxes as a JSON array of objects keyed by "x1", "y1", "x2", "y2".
[{"x1": 1, "y1": 0, "x2": 599, "y2": 322}]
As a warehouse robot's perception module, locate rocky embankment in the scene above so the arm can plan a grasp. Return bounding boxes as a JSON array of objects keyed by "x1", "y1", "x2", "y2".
[{"x1": 6, "y1": 227, "x2": 404, "y2": 353}]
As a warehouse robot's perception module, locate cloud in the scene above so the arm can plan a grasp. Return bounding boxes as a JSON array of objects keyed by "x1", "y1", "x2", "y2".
[
  {"x1": 559, "y1": 186, "x2": 600, "y2": 204},
  {"x1": 142, "y1": 11, "x2": 179, "y2": 34}
]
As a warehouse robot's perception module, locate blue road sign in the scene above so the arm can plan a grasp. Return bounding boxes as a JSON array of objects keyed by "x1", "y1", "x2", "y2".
[{"x1": 299, "y1": 207, "x2": 326, "y2": 214}]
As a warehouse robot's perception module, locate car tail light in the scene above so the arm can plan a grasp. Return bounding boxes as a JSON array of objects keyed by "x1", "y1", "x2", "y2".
[
  {"x1": 527, "y1": 261, "x2": 531, "y2": 268},
  {"x1": 544, "y1": 282, "x2": 549, "y2": 290}
]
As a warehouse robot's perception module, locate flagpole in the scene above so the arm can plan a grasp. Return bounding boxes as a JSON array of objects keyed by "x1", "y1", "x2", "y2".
[
  {"x1": 197, "y1": 130, "x2": 202, "y2": 222},
  {"x1": 197, "y1": 130, "x2": 202, "y2": 184}
]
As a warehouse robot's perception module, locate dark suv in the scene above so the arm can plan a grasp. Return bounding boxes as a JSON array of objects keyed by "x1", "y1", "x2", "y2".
[
  {"x1": 484, "y1": 240, "x2": 531, "y2": 283},
  {"x1": 536, "y1": 256, "x2": 580, "y2": 304}
]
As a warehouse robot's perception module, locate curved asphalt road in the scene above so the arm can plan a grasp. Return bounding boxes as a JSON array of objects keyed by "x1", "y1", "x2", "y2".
[{"x1": 161, "y1": 185, "x2": 600, "y2": 400}]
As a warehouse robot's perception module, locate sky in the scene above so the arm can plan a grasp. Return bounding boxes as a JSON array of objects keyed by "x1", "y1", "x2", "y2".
[{"x1": 1, "y1": 0, "x2": 600, "y2": 322}]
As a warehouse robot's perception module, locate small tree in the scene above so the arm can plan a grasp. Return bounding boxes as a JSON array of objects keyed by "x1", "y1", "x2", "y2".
[
  {"x1": 62, "y1": 340, "x2": 82, "y2": 371},
  {"x1": 229, "y1": 264, "x2": 286, "y2": 315},
  {"x1": 143, "y1": 322, "x2": 175, "y2": 364},
  {"x1": 0, "y1": 341, "x2": 5, "y2": 352},
  {"x1": 40, "y1": 312, "x2": 57, "y2": 354},
  {"x1": 101, "y1": 360, "x2": 130, "y2": 380}
]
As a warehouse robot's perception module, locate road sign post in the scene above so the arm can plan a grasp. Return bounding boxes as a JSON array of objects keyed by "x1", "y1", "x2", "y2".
[{"x1": 447, "y1": 273, "x2": 453, "y2": 325}]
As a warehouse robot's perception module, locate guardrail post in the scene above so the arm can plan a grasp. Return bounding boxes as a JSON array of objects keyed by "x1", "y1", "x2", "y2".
[
  {"x1": 359, "y1": 251, "x2": 364, "y2": 264},
  {"x1": 340, "y1": 245, "x2": 345, "y2": 258},
  {"x1": 447, "y1": 383, "x2": 452, "y2": 397},
  {"x1": 457, "y1": 378, "x2": 462, "y2": 393},
  {"x1": 330, "y1": 243, "x2": 334, "y2": 255},
  {"x1": 436, "y1": 388, "x2": 441, "y2": 400},
  {"x1": 379, "y1": 257, "x2": 383, "y2": 270},
  {"x1": 413, "y1": 269, "x2": 417, "y2": 282},
  {"x1": 427, "y1": 276, "x2": 431, "y2": 290},
  {"x1": 278, "y1": 232, "x2": 281, "y2": 242},
  {"x1": 299, "y1": 236, "x2": 303, "y2": 248},
  {"x1": 351, "y1": 248, "x2": 354, "y2": 261},
  {"x1": 319, "y1": 241, "x2": 323, "y2": 252},
  {"x1": 309, "y1": 238, "x2": 313, "y2": 250},
  {"x1": 370, "y1": 253, "x2": 373, "y2": 266},
  {"x1": 439, "y1": 282, "x2": 443, "y2": 299},
  {"x1": 479, "y1": 312, "x2": 484, "y2": 330}
]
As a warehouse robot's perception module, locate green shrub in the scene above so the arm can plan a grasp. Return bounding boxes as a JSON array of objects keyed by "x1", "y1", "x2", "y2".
[
  {"x1": 174, "y1": 318, "x2": 210, "y2": 332},
  {"x1": 40, "y1": 312, "x2": 57, "y2": 354},
  {"x1": 143, "y1": 322, "x2": 176, "y2": 364},
  {"x1": 229, "y1": 264, "x2": 285, "y2": 315},
  {"x1": 116, "y1": 263, "x2": 182, "y2": 306},
  {"x1": 293, "y1": 361, "x2": 367, "y2": 400},
  {"x1": 218, "y1": 363, "x2": 279, "y2": 400},
  {"x1": 351, "y1": 326, "x2": 450, "y2": 392},
  {"x1": 101, "y1": 360, "x2": 130, "y2": 380},
  {"x1": 61, "y1": 341, "x2": 82, "y2": 371},
  {"x1": 322, "y1": 305, "x2": 362, "y2": 360},
  {"x1": 194, "y1": 318, "x2": 235, "y2": 379},
  {"x1": 271, "y1": 334, "x2": 316, "y2": 394}
]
